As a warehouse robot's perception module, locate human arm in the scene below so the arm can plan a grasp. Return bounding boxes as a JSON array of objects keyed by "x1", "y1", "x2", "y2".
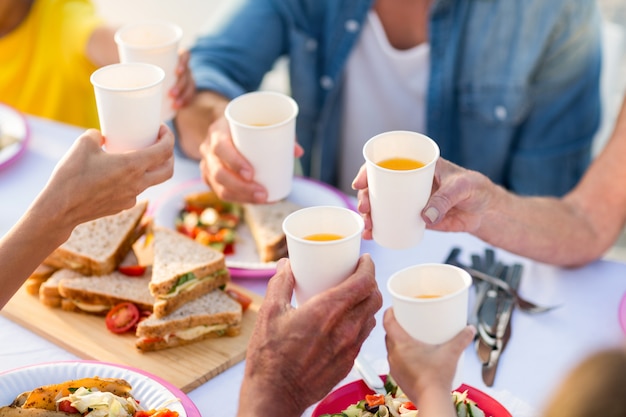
[
  {"x1": 0, "y1": 125, "x2": 174, "y2": 309},
  {"x1": 237, "y1": 255, "x2": 383, "y2": 417},
  {"x1": 354, "y1": 98, "x2": 626, "y2": 267},
  {"x1": 384, "y1": 309, "x2": 475, "y2": 417}
]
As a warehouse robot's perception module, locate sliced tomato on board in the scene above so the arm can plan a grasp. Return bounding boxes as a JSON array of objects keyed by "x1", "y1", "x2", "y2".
[
  {"x1": 105, "y1": 302, "x2": 140, "y2": 334},
  {"x1": 118, "y1": 265, "x2": 147, "y2": 276},
  {"x1": 225, "y1": 288, "x2": 253, "y2": 311}
]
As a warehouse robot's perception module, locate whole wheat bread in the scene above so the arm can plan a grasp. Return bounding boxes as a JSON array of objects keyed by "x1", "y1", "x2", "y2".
[
  {"x1": 43, "y1": 201, "x2": 148, "y2": 275},
  {"x1": 242, "y1": 199, "x2": 302, "y2": 262},
  {"x1": 57, "y1": 269, "x2": 154, "y2": 314},
  {"x1": 136, "y1": 289, "x2": 242, "y2": 352},
  {"x1": 150, "y1": 227, "x2": 230, "y2": 317}
]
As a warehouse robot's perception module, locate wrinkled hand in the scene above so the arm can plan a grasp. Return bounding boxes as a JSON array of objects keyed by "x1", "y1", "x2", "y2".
[
  {"x1": 238, "y1": 255, "x2": 382, "y2": 417},
  {"x1": 352, "y1": 158, "x2": 496, "y2": 238},
  {"x1": 199, "y1": 115, "x2": 304, "y2": 204},
  {"x1": 384, "y1": 309, "x2": 474, "y2": 415},
  {"x1": 44, "y1": 124, "x2": 174, "y2": 227},
  {"x1": 170, "y1": 50, "x2": 196, "y2": 109}
]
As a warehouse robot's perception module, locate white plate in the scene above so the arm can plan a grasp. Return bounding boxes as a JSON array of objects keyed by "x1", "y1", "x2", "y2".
[
  {"x1": 0, "y1": 360, "x2": 199, "y2": 416},
  {"x1": 151, "y1": 176, "x2": 354, "y2": 278},
  {"x1": 0, "y1": 102, "x2": 29, "y2": 170}
]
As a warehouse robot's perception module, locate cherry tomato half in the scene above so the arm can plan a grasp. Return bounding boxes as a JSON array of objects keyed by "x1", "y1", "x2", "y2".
[
  {"x1": 365, "y1": 394, "x2": 386, "y2": 407},
  {"x1": 105, "y1": 302, "x2": 140, "y2": 334},
  {"x1": 118, "y1": 265, "x2": 147, "y2": 277},
  {"x1": 225, "y1": 288, "x2": 252, "y2": 312},
  {"x1": 58, "y1": 400, "x2": 79, "y2": 414}
]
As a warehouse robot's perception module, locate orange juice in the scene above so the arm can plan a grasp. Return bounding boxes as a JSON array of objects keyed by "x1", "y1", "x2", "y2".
[
  {"x1": 303, "y1": 233, "x2": 344, "y2": 241},
  {"x1": 414, "y1": 294, "x2": 441, "y2": 299},
  {"x1": 377, "y1": 157, "x2": 425, "y2": 170}
]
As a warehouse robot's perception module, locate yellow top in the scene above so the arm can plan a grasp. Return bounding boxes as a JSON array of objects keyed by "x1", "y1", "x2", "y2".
[{"x1": 0, "y1": 0, "x2": 102, "y2": 128}]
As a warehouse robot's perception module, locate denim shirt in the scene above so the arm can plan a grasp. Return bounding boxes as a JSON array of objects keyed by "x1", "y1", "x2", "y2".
[{"x1": 190, "y1": 0, "x2": 601, "y2": 196}]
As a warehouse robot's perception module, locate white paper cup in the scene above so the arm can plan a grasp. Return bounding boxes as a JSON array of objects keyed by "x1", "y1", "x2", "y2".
[
  {"x1": 283, "y1": 206, "x2": 364, "y2": 305},
  {"x1": 363, "y1": 131, "x2": 439, "y2": 249},
  {"x1": 225, "y1": 91, "x2": 299, "y2": 202},
  {"x1": 115, "y1": 21, "x2": 183, "y2": 121},
  {"x1": 387, "y1": 263, "x2": 472, "y2": 389},
  {"x1": 91, "y1": 63, "x2": 164, "y2": 153}
]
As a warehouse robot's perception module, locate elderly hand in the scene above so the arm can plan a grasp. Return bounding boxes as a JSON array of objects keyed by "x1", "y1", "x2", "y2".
[
  {"x1": 384, "y1": 309, "x2": 475, "y2": 417},
  {"x1": 237, "y1": 255, "x2": 382, "y2": 417},
  {"x1": 352, "y1": 158, "x2": 498, "y2": 238}
]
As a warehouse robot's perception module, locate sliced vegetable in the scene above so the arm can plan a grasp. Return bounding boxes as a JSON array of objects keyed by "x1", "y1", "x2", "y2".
[
  {"x1": 225, "y1": 288, "x2": 253, "y2": 311},
  {"x1": 365, "y1": 394, "x2": 385, "y2": 407},
  {"x1": 118, "y1": 265, "x2": 147, "y2": 277},
  {"x1": 105, "y1": 302, "x2": 140, "y2": 334}
]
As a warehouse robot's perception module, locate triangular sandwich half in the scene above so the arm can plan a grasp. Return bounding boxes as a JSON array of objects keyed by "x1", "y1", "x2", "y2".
[
  {"x1": 135, "y1": 288, "x2": 242, "y2": 352},
  {"x1": 242, "y1": 199, "x2": 302, "y2": 262},
  {"x1": 150, "y1": 227, "x2": 230, "y2": 318},
  {"x1": 43, "y1": 201, "x2": 149, "y2": 275},
  {"x1": 56, "y1": 268, "x2": 154, "y2": 314}
]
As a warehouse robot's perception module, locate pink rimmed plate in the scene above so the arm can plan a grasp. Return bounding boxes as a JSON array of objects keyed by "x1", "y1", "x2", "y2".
[
  {"x1": 312, "y1": 377, "x2": 512, "y2": 417},
  {"x1": 151, "y1": 176, "x2": 354, "y2": 278},
  {"x1": 0, "y1": 102, "x2": 29, "y2": 171},
  {"x1": 0, "y1": 360, "x2": 200, "y2": 417}
]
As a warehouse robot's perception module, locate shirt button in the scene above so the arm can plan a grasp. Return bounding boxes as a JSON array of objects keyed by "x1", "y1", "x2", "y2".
[
  {"x1": 494, "y1": 105, "x2": 507, "y2": 121},
  {"x1": 305, "y1": 38, "x2": 318, "y2": 51},
  {"x1": 320, "y1": 76, "x2": 334, "y2": 90},
  {"x1": 345, "y1": 19, "x2": 360, "y2": 33}
]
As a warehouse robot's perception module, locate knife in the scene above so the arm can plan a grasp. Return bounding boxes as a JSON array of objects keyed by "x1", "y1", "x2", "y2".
[
  {"x1": 482, "y1": 263, "x2": 523, "y2": 386},
  {"x1": 354, "y1": 356, "x2": 387, "y2": 395}
]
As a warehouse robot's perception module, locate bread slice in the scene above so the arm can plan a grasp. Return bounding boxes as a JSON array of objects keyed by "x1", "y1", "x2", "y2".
[
  {"x1": 57, "y1": 269, "x2": 154, "y2": 314},
  {"x1": 25, "y1": 264, "x2": 59, "y2": 295},
  {"x1": 38, "y1": 270, "x2": 66, "y2": 308},
  {"x1": 150, "y1": 227, "x2": 230, "y2": 318},
  {"x1": 43, "y1": 201, "x2": 148, "y2": 276},
  {"x1": 243, "y1": 199, "x2": 302, "y2": 262},
  {"x1": 135, "y1": 289, "x2": 242, "y2": 352}
]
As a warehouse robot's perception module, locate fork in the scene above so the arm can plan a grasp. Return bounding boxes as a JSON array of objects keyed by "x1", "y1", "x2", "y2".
[{"x1": 445, "y1": 248, "x2": 560, "y2": 314}]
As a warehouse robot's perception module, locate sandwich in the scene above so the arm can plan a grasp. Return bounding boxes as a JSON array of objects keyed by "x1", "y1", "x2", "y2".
[
  {"x1": 135, "y1": 288, "x2": 242, "y2": 352},
  {"x1": 56, "y1": 268, "x2": 154, "y2": 314},
  {"x1": 24, "y1": 263, "x2": 59, "y2": 295},
  {"x1": 43, "y1": 200, "x2": 149, "y2": 276},
  {"x1": 242, "y1": 199, "x2": 302, "y2": 262},
  {"x1": 150, "y1": 226, "x2": 230, "y2": 318}
]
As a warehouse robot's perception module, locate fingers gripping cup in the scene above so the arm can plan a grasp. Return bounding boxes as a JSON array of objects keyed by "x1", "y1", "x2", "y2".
[
  {"x1": 363, "y1": 131, "x2": 439, "y2": 249},
  {"x1": 387, "y1": 263, "x2": 472, "y2": 389},
  {"x1": 90, "y1": 63, "x2": 165, "y2": 153},
  {"x1": 114, "y1": 21, "x2": 183, "y2": 122},
  {"x1": 283, "y1": 206, "x2": 364, "y2": 306},
  {"x1": 225, "y1": 91, "x2": 299, "y2": 202}
]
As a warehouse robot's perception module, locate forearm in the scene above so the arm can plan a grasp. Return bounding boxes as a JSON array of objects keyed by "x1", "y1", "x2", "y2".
[
  {"x1": 474, "y1": 187, "x2": 611, "y2": 267},
  {"x1": 174, "y1": 90, "x2": 228, "y2": 159},
  {"x1": 0, "y1": 191, "x2": 76, "y2": 309}
]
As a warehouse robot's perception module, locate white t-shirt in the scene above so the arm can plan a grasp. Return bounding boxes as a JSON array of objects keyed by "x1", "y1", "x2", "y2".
[{"x1": 339, "y1": 11, "x2": 430, "y2": 194}]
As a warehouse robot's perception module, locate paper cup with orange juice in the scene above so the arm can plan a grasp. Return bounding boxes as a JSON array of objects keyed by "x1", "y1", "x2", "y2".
[
  {"x1": 282, "y1": 206, "x2": 364, "y2": 305},
  {"x1": 363, "y1": 130, "x2": 439, "y2": 249},
  {"x1": 387, "y1": 263, "x2": 472, "y2": 389},
  {"x1": 225, "y1": 91, "x2": 299, "y2": 202}
]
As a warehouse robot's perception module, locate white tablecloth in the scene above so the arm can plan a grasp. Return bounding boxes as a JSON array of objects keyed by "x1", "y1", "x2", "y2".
[{"x1": 1, "y1": 116, "x2": 625, "y2": 416}]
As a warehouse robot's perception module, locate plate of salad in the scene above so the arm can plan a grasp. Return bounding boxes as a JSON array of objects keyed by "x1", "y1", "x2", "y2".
[{"x1": 312, "y1": 375, "x2": 511, "y2": 417}]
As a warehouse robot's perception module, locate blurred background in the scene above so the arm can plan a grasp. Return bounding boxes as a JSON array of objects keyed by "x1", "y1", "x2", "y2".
[{"x1": 93, "y1": 0, "x2": 626, "y2": 261}]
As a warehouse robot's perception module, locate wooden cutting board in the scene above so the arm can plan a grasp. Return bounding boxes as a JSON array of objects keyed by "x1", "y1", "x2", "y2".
[{"x1": 1, "y1": 282, "x2": 262, "y2": 393}]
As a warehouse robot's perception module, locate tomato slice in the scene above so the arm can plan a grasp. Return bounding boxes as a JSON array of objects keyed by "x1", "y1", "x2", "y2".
[
  {"x1": 58, "y1": 400, "x2": 79, "y2": 414},
  {"x1": 225, "y1": 288, "x2": 252, "y2": 311},
  {"x1": 402, "y1": 401, "x2": 417, "y2": 410},
  {"x1": 118, "y1": 265, "x2": 147, "y2": 277},
  {"x1": 105, "y1": 302, "x2": 140, "y2": 334},
  {"x1": 365, "y1": 394, "x2": 386, "y2": 407}
]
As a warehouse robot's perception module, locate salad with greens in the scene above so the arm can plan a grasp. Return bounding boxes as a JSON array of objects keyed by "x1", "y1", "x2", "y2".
[{"x1": 319, "y1": 376, "x2": 488, "y2": 417}]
